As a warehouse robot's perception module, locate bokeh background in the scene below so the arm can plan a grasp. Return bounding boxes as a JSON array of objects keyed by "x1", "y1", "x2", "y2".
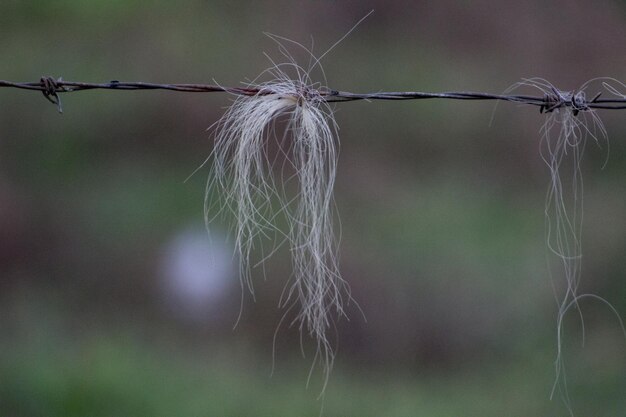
[{"x1": 1, "y1": 1, "x2": 625, "y2": 416}]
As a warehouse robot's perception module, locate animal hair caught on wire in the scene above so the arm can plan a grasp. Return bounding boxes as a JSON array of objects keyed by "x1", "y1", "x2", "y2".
[
  {"x1": 504, "y1": 77, "x2": 626, "y2": 414},
  {"x1": 204, "y1": 18, "x2": 373, "y2": 390}
]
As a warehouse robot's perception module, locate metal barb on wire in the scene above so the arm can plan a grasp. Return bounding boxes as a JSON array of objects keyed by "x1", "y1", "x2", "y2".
[
  {"x1": 1, "y1": 77, "x2": 625, "y2": 112},
  {"x1": 40, "y1": 76, "x2": 63, "y2": 113}
]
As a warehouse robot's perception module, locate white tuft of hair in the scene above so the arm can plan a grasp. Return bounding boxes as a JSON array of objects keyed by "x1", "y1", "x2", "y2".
[
  {"x1": 507, "y1": 78, "x2": 626, "y2": 413},
  {"x1": 206, "y1": 37, "x2": 351, "y2": 388}
]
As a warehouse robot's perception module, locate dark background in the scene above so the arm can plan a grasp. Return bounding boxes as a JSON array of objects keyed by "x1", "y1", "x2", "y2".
[{"x1": 1, "y1": 1, "x2": 625, "y2": 416}]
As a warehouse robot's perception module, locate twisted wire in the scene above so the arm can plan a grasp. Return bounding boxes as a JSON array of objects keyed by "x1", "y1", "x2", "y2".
[{"x1": 1, "y1": 76, "x2": 625, "y2": 112}]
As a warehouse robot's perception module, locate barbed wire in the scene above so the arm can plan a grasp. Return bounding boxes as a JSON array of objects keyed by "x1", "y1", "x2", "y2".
[{"x1": 1, "y1": 76, "x2": 625, "y2": 114}]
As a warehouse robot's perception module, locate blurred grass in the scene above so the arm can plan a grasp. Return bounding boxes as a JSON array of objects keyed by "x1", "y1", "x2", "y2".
[
  {"x1": 0, "y1": 340, "x2": 573, "y2": 416},
  {"x1": 2, "y1": 322, "x2": 624, "y2": 417}
]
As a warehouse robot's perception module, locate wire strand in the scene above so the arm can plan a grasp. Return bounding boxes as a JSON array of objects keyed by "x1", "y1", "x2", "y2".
[{"x1": 1, "y1": 77, "x2": 625, "y2": 112}]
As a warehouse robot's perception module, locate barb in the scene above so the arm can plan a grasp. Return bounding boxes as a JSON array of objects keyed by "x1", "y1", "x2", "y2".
[
  {"x1": 1, "y1": 78, "x2": 625, "y2": 111},
  {"x1": 39, "y1": 76, "x2": 63, "y2": 113}
]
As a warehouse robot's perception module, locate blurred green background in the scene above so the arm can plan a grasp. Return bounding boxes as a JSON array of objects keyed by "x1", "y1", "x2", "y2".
[{"x1": 1, "y1": 1, "x2": 625, "y2": 416}]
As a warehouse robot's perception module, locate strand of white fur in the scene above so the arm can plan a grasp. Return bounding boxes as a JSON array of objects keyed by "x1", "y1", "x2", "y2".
[
  {"x1": 207, "y1": 78, "x2": 345, "y2": 384},
  {"x1": 511, "y1": 78, "x2": 615, "y2": 414}
]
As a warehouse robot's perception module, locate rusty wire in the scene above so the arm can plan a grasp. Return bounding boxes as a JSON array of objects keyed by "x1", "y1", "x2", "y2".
[{"x1": 1, "y1": 76, "x2": 625, "y2": 114}]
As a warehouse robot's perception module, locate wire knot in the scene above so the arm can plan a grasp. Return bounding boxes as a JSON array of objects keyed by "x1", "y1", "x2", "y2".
[
  {"x1": 540, "y1": 88, "x2": 591, "y2": 116},
  {"x1": 40, "y1": 76, "x2": 63, "y2": 113},
  {"x1": 570, "y1": 91, "x2": 588, "y2": 116}
]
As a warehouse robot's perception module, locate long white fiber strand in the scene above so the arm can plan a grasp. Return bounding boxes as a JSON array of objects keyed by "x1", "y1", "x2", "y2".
[
  {"x1": 206, "y1": 46, "x2": 348, "y2": 388},
  {"x1": 206, "y1": 14, "x2": 373, "y2": 389},
  {"x1": 510, "y1": 78, "x2": 619, "y2": 412}
]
